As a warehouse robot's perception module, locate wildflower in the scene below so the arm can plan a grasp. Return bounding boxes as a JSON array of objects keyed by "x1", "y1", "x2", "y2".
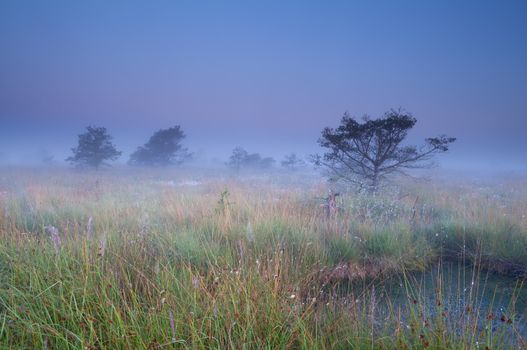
[
  {"x1": 168, "y1": 310, "x2": 176, "y2": 342},
  {"x1": 86, "y1": 216, "x2": 93, "y2": 238},
  {"x1": 289, "y1": 294, "x2": 296, "y2": 299},
  {"x1": 45, "y1": 226, "x2": 61, "y2": 253}
]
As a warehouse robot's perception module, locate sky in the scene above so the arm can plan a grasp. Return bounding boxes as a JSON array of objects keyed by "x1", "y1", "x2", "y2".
[{"x1": 1, "y1": 0, "x2": 526, "y2": 169}]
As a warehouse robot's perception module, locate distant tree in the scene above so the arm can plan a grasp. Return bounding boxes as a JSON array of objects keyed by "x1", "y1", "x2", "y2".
[
  {"x1": 258, "y1": 156, "x2": 276, "y2": 169},
  {"x1": 227, "y1": 147, "x2": 249, "y2": 171},
  {"x1": 243, "y1": 153, "x2": 275, "y2": 169},
  {"x1": 313, "y1": 109, "x2": 455, "y2": 190},
  {"x1": 281, "y1": 153, "x2": 306, "y2": 171},
  {"x1": 66, "y1": 126, "x2": 121, "y2": 169},
  {"x1": 129, "y1": 126, "x2": 190, "y2": 166},
  {"x1": 226, "y1": 147, "x2": 275, "y2": 170}
]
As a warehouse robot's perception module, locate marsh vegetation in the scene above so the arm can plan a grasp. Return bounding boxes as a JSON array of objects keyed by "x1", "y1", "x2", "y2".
[{"x1": 0, "y1": 167, "x2": 525, "y2": 349}]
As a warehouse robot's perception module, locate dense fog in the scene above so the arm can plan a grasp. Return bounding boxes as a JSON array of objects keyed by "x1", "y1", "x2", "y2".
[{"x1": 1, "y1": 1, "x2": 527, "y2": 172}]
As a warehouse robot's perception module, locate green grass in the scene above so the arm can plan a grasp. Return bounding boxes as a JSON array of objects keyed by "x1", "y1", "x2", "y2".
[{"x1": 0, "y1": 167, "x2": 525, "y2": 348}]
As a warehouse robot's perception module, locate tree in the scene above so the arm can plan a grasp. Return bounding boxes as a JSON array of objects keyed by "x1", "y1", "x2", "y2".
[
  {"x1": 227, "y1": 147, "x2": 249, "y2": 171},
  {"x1": 129, "y1": 126, "x2": 190, "y2": 166},
  {"x1": 281, "y1": 153, "x2": 306, "y2": 171},
  {"x1": 258, "y1": 156, "x2": 276, "y2": 169},
  {"x1": 226, "y1": 147, "x2": 275, "y2": 170},
  {"x1": 66, "y1": 126, "x2": 121, "y2": 169},
  {"x1": 314, "y1": 109, "x2": 455, "y2": 190}
]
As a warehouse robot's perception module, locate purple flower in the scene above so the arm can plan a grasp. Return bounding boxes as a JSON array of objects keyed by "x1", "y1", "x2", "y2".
[{"x1": 45, "y1": 226, "x2": 61, "y2": 253}]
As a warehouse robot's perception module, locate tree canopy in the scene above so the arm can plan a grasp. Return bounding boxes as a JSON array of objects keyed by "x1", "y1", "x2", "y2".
[
  {"x1": 129, "y1": 126, "x2": 190, "y2": 166},
  {"x1": 314, "y1": 110, "x2": 455, "y2": 189},
  {"x1": 281, "y1": 153, "x2": 306, "y2": 171},
  {"x1": 66, "y1": 126, "x2": 121, "y2": 169},
  {"x1": 227, "y1": 147, "x2": 275, "y2": 170}
]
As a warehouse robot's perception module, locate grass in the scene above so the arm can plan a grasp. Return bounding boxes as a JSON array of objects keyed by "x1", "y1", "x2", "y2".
[{"x1": 0, "y1": 167, "x2": 525, "y2": 348}]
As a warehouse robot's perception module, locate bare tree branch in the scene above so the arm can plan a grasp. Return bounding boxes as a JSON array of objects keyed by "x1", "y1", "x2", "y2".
[{"x1": 315, "y1": 109, "x2": 456, "y2": 190}]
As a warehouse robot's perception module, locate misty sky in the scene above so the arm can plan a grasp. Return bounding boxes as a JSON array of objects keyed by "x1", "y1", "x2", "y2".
[{"x1": 1, "y1": 0, "x2": 526, "y2": 169}]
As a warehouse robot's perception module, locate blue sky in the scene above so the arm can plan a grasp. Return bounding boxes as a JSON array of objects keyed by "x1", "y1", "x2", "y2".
[{"x1": 1, "y1": 0, "x2": 526, "y2": 168}]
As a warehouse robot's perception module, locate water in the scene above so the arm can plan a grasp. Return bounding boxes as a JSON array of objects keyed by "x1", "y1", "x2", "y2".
[
  {"x1": 330, "y1": 262, "x2": 527, "y2": 348},
  {"x1": 340, "y1": 262, "x2": 527, "y2": 346}
]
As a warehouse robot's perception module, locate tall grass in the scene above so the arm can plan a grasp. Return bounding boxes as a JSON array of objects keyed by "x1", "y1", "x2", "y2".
[{"x1": 0, "y1": 167, "x2": 525, "y2": 348}]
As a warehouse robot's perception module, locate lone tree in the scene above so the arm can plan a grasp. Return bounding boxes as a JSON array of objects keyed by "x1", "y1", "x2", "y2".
[
  {"x1": 281, "y1": 153, "x2": 306, "y2": 171},
  {"x1": 314, "y1": 110, "x2": 455, "y2": 190},
  {"x1": 129, "y1": 126, "x2": 190, "y2": 166},
  {"x1": 66, "y1": 126, "x2": 121, "y2": 169}
]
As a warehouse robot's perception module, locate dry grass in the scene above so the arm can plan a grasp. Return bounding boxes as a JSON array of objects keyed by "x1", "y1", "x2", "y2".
[{"x1": 0, "y1": 167, "x2": 525, "y2": 348}]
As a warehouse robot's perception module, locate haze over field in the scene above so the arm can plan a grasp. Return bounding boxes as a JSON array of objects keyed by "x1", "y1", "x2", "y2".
[
  {"x1": 1, "y1": 0, "x2": 527, "y2": 171},
  {"x1": 3, "y1": 2, "x2": 527, "y2": 348}
]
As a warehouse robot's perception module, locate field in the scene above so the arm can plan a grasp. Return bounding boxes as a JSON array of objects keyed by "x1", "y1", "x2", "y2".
[{"x1": 0, "y1": 167, "x2": 526, "y2": 349}]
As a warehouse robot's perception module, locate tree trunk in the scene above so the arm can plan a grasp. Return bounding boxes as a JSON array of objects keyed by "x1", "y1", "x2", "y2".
[{"x1": 371, "y1": 168, "x2": 379, "y2": 192}]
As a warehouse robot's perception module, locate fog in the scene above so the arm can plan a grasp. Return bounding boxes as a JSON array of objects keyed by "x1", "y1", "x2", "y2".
[
  {"x1": 1, "y1": 120, "x2": 526, "y2": 175},
  {"x1": 3, "y1": 3, "x2": 527, "y2": 347},
  {"x1": 1, "y1": 0, "x2": 527, "y2": 172}
]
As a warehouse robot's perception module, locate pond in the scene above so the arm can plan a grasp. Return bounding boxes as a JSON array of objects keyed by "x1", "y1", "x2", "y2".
[
  {"x1": 377, "y1": 262, "x2": 527, "y2": 345},
  {"x1": 336, "y1": 261, "x2": 527, "y2": 346}
]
